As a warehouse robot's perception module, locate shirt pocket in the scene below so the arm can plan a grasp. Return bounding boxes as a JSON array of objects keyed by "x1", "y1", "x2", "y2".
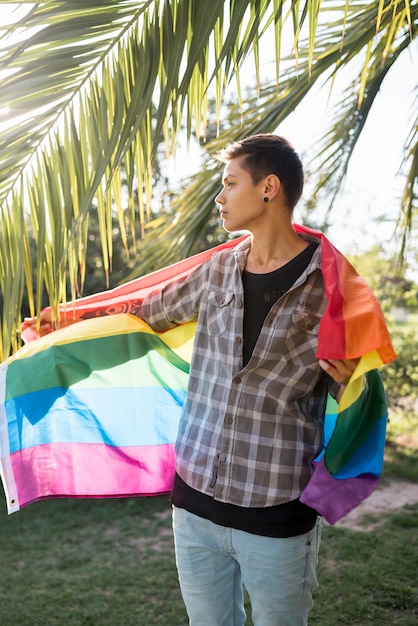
[
  {"x1": 206, "y1": 291, "x2": 235, "y2": 336},
  {"x1": 285, "y1": 307, "x2": 322, "y2": 367}
]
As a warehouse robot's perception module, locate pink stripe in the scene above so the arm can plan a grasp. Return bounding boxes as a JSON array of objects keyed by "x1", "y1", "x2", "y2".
[{"x1": 10, "y1": 443, "x2": 175, "y2": 509}]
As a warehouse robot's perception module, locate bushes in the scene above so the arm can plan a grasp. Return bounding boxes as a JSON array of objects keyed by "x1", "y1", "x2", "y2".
[{"x1": 381, "y1": 327, "x2": 418, "y2": 417}]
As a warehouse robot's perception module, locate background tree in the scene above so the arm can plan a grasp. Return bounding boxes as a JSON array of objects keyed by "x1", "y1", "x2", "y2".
[
  {"x1": 348, "y1": 246, "x2": 418, "y2": 422},
  {"x1": 0, "y1": 0, "x2": 416, "y2": 359}
]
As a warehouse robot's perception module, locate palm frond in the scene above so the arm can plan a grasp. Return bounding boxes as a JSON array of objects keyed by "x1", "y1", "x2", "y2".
[
  {"x1": 126, "y1": 0, "x2": 417, "y2": 274},
  {"x1": 398, "y1": 109, "x2": 418, "y2": 264},
  {"x1": 0, "y1": 0, "x2": 323, "y2": 359},
  {"x1": 308, "y1": 0, "x2": 416, "y2": 213},
  {"x1": 0, "y1": 0, "x2": 415, "y2": 360}
]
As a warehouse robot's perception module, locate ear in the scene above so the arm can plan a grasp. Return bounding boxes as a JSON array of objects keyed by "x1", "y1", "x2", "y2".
[{"x1": 263, "y1": 174, "x2": 281, "y2": 199}]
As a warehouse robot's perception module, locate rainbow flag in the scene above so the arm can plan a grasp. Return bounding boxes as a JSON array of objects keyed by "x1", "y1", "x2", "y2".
[
  {"x1": 1, "y1": 315, "x2": 196, "y2": 514},
  {"x1": 295, "y1": 226, "x2": 396, "y2": 523},
  {"x1": 0, "y1": 226, "x2": 395, "y2": 521}
]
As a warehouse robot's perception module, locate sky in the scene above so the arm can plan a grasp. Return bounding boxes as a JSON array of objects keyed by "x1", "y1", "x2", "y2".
[
  {"x1": 169, "y1": 17, "x2": 417, "y2": 272},
  {"x1": 270, "y1": 53, "x2": 415, "y2": 259},
  {"x1": 233, "y1": 29, "x2": 416, "y2": 264}
]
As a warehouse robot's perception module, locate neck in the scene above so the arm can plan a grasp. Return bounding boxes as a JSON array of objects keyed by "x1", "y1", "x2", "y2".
[{"x1": 245, "y1": 222, "x2": 308, "y2": 273}]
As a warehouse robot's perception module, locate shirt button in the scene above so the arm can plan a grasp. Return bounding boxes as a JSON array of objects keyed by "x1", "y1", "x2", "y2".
[
  {"x1": 234, "y1": 377, "x2": 241, "y2": 384},
  {"x1": 237, "y1": 300, "x2": 243, "y2": 308},
  {"x1": 236, "y1": 336, "x2": 242, "y2": 343},
  {"x1": 224, "y1": 416, "x2": 233, "y2": 425}
]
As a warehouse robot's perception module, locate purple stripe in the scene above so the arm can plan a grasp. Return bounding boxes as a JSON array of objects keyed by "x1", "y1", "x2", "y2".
[
  {"x1": 10, "y1": 442, "x2": 176, "y2": 509},
  {"x1": 300, "y1": 457, "x2": 379, "y2": 525}
]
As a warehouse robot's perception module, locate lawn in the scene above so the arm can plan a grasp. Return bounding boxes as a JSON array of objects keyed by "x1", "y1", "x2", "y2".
[
  {"x1": 0, "y1": 409, "x2": 416, "y2": 625},
  {"x1": 0, "y1": 460, "x2": 416, "y2": 625},
  {"x1": 0, "y1": 495, "x2": 186, "y2": 626}
]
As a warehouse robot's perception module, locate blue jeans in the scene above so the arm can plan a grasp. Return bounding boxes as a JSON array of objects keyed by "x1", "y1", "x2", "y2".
[{"x1": 172, "y1": 506, "x2": 321, "y2": 626}]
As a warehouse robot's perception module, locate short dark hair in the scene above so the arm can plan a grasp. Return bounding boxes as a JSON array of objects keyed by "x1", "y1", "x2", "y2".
[{"x1": 216, "y1": 134, "x2": 304, "y2": 210}]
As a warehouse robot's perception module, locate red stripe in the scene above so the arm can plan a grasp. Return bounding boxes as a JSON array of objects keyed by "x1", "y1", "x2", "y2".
[
  {"x1": 49, "y1": 237, "x2": 248, "y2": 317},
  {"x1": 294, "y1": 225, "x2": 395, "y2": 362},
  {"x1": 23, "y1": 224, "x2": 395, "y2": 362}
]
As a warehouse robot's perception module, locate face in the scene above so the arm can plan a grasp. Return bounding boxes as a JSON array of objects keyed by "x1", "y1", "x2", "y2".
[{"x1": 215, "y1": 157, "x2": 267, "y2": 233}]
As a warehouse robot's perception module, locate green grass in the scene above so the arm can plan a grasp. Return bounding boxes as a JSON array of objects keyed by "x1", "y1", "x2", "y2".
[
  {"x1": 310, "y1": 505, "x2": 418, "y2": 625},
  {"x1": 0, "y1": 496, "x2": 187, "y2": 625},
  {"x1": 385, "y1": 407, "x2": 418, "y2": 482},
  {"x1": 0, "y1": 414, "x2": 417, "y2": 625},
  {"x1": 383, "y1": 440, "x2": 418, "y2": 483},
  {"x1": 0, "y1": 486, "x2": 417, "y2": 625}
]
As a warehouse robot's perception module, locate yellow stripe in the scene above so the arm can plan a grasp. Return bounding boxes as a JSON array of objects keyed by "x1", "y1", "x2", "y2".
[
  {"x1": 338, "y1": 351, "x2": 384, "y2": 412},
  {"x1": 159, "y1": 322, "x2": 196, "y2": 361},
  {"x1": 354, "y1": 350, "x2": 385, "y2": 378},
  {"x1": 339, "y1": 375, "x2": 366, "y2": 412},
  {"x1": 12, "y1": 315, "x2": 196, "y2": 364}
]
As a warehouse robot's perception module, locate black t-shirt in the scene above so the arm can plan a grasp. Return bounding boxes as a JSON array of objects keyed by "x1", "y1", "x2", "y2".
[
  {"x1": 171, "y1": 473, "x2": 317, "y2": 537},
  {"x1": 170, "y1": 240, "x2": 320, "y2": 537},
  {"x1": 242, "y1": 241, "x2": 319, "y2": 366}
]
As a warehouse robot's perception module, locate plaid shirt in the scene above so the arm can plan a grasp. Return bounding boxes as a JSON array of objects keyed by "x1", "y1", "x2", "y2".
[{"x1": 142, "y1": 234, "x2": 338, "y2": 508}]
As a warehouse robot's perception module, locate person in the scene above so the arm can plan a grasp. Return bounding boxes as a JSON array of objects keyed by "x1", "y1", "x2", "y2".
[{"x1": 25, "y1": 134, "x2": 361, "y2": 625}]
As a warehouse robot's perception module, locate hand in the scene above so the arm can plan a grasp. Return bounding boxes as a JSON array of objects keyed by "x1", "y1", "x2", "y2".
[
  {"x1": 21, "y1": 310, "x2": 77, "y2": 338},
  {"x1": 21, "y1": 311, "x2": 52, "y2": 337},
  {"x1": 318, "y1": 357, "x2": 360, "y2": 386},
  {"x1": 318, "y1": 357, "x2": 360, "y2": 402}
]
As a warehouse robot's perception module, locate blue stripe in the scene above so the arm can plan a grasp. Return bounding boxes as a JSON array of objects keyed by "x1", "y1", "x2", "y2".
[
  {"x1": 6, "y1": 386, "x2": 185, "y2": 452},
  {"x1": 333, "y1": 414, "x2": 387, "y2": 478},
  {"x1": 315, "y1": 410, "x2": 387, "y2": 478}
]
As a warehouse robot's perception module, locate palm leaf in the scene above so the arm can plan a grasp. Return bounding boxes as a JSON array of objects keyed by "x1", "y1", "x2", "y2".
[
  {"x1": 0, "y1": 0, "x2": 415, "y2": 360},
  {"x1": 0, "y1": 0, "x2": 312, "y2": 359},
  {"x1": 398, "y1": 109, "x2": 418, "y2": 263},
  {"x1": 126, "y1": 0, "x2": 417, "y2": 275}
]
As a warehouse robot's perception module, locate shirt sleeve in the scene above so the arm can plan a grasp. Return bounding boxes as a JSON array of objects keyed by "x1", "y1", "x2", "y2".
[{"x1": 141, "y1": 258, "x2": 211, "y2": 331}]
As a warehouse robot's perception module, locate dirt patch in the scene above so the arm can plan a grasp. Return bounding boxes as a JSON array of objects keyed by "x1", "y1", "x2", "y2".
[{"x1": 331, "y1": 480, "x2": 418, "y2": 532}]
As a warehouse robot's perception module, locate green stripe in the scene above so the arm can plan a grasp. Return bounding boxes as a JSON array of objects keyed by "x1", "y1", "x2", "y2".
[
  {"x1": 6, "y1": 331, "x2": 190, "y2": 400},
  {"x1": 324, "y1": 369, "x2": 387, "y2": 474}
]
